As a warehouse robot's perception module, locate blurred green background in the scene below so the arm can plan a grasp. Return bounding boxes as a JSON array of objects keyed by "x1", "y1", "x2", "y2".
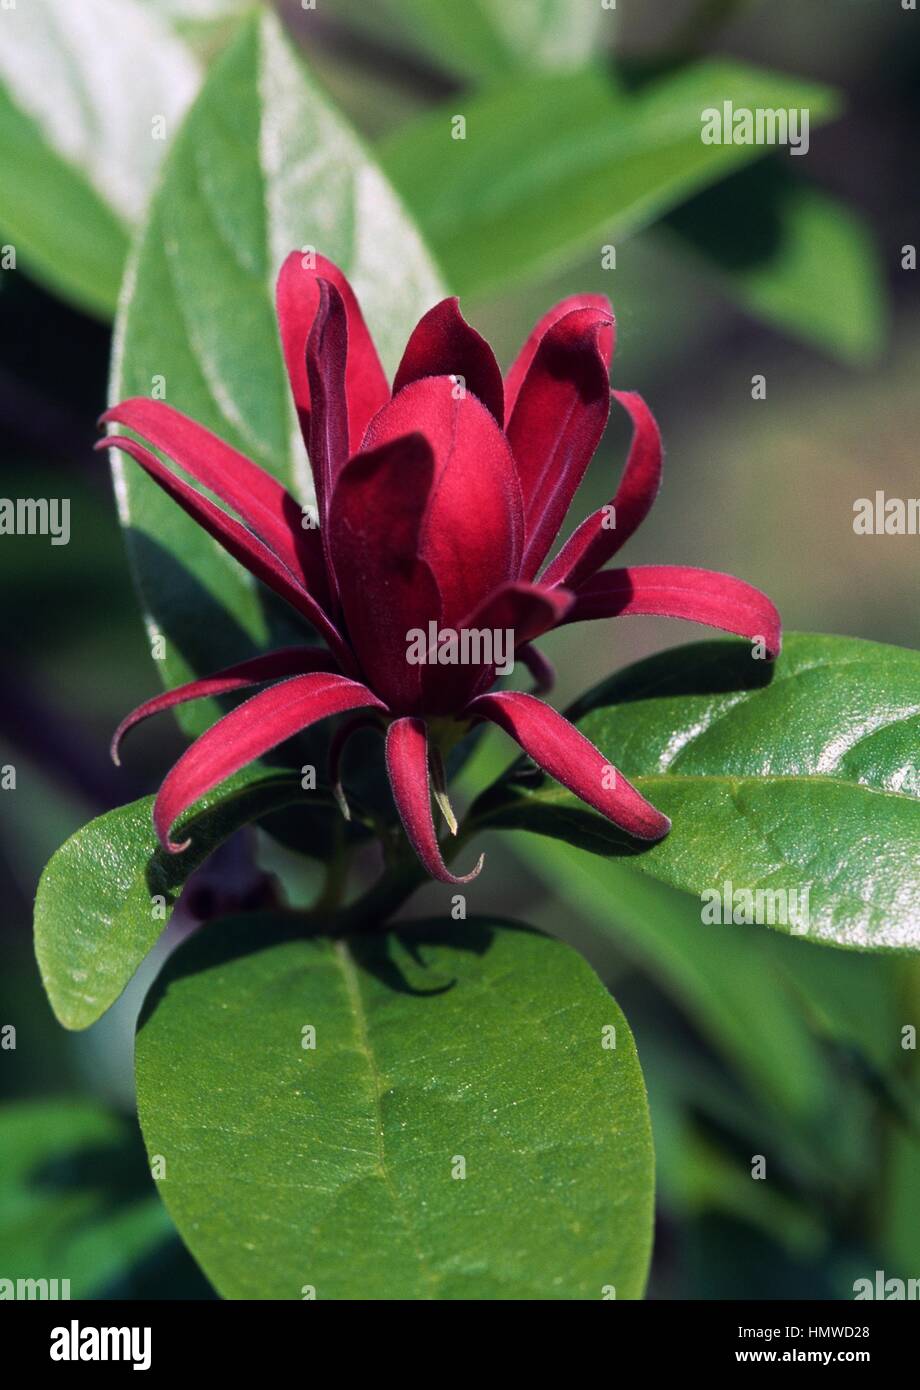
[{"x1": 1, "y1": 0, "x2": 918, "y2": 1299}]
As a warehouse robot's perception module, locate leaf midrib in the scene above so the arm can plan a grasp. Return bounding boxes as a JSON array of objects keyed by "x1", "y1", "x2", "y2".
[{"x1": 332, "y1": 939, "x2": 442, "y2": 1299}]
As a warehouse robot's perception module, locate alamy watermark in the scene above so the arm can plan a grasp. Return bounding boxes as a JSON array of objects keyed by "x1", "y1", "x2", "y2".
[
  {"x1": 0, "y1": 497, "x2": 70, "y2": 545},
  {"x1": 0, "y1": 1276, "x2": 70, "y2": 1299},
  {"x1": 701, "y1": 101, "x2": 810, "y2": 156},
  {"x1": 50, "y1": 1320, "x2": 151, "y2": 1371},
  {"x1": 853, "y1": 1270, "x2": 920, "y2": 1299},
  {"x1": 853, "y1": 491, "x2": 920, "y2": 535},
  {"x1": 406, "y1": 623, "x2": 514, "y2": 676},
  {"x1": 700, "y1": 879, "x2": 810, "y2": 933}
]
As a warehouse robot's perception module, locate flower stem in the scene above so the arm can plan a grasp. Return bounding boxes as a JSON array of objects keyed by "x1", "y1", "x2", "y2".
[
  {"x1": 333, "y1": 817, "x2": 478, "y2": 935},
  {"x1": 312, "y1": 817, "x2": 349, "y2": 916},
  {"x1": 333, "y1": 854, "x2": 428, "y2": 935}
]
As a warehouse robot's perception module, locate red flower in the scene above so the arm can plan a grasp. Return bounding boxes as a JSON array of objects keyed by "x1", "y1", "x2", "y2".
[{"x1": 99, "y1": 253, "x2": 781, "y2": 883}]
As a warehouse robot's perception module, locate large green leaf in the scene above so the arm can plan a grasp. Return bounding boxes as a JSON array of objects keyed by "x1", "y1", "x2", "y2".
[
  {"x1": 379, "y1": 62, "x2": 839, "y2": 297},
  {"x1": 110, "y1": 9, "x2": 444, "y2": 722},
  {"x1": 665, "y1": 164, "x2": 887, "y2": 363},
  {"x1": 0, "y1": 0, "x2": 199, "y2": 316},
  {"x1": 386, "y1": 0, "x2": 609, "y2": 83},
  {"x1": 473, "y1": 634, "x2": 920, "y2": 951},
  {"x1": 136, "y1": 913, "x2": 654, "y2": 1299},
  {"x1": 507, "y1": 831, "x2": 905, "y2": 1179},
  {"x1": 34, "y1": 767, "x2": 306, "y2": 1031},
  {"x1": 0, "y1": 1100, "x2": 170, "y2": 1298},
  {"x1": 518, "y1": 840, "x2": 830, "y2": 1120}
]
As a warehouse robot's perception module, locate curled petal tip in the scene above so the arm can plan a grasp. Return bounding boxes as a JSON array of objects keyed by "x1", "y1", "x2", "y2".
[
  {"x1": 154, "y1": 803, "x2": 190, "y2": 854},
  {"x1": 110, "y1": 715, "x2": 132, "y2": 766},
  {"x1": 456, "y1": 852, "x2": 485, "y2": 883}
]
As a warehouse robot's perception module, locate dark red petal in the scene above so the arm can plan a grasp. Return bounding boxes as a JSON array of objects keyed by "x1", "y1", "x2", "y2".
[
  {"x1": 516, "y1": 643, "x2": 555, "y2": 695},
  {"x1": 392, "y1": 297, "x2": 504, "y2": 424},
  {"x1": 100, "y1": 436, "x2": 353, "y2": 670},
  {"x1": 276, "y1": 251, "x2": 389, "y2": 455},
  {"x1": 385, "y1": 717, "x2": 484, "y2": 883},
  {"x1": 541, "y1": 391, "x2": 662, "y2": 588},
  {"x1": 99, "y1": 397, "x2": 327, "y2": 602},
  {"x1": 305, "y1": 278, "x2": 350, "y2": 534},
  {"x1": 462, "y1": 581, "x2": 573, "y2": 647},
  {"x1": 564, "y1": 565, "x2": 782, "y2": 658},
  {"x1": 111, "y1": 646, "x2": 339, "y2": 765},
  {"x1": 362, "y1": 377, "x2": 524, "y2": 626},
  {"x1": 154, "y1": 673, "x2": 384, "y2": 851},
  {"x1": 419, "y1": 582, "x2": 573, "y2": 714},
  {"x1": 504, "y1": 293, "x2": 614, "y2": 424},
  {"x1": 506, "y1": 306, "x2": 613, "y2": 581},
  {"x1": 466, "y1": 691, "x2": 670, "y2": 841},
  {"x1": 327, "y1": 432, "x2": 442, "y2": 713},
  {"x1": 328, "y1": 713, "x2": 385, "y2": 819}
]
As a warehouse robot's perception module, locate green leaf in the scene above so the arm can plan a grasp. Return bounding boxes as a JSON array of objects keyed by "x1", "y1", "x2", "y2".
[
  {"x1": 516, "y1": 840, "x2": 832, "y2": 1120},
  {"x1": 665, "y1": 164, "x2": 887, "y2": 363},
  {"x1": 34, "y1": 767, "x2": 305, "y2": 1031},
  {"x1": 0, "y1": 1100, "x2": 170, "y2": 1298},
  {"x1": 110, "y1": 9, "x2": 443, "y2": 722},
  {"x1": 507, "y1": 830, "x2": 908, "y2": 1176},
  {"x1": 135, "y1": 913, "x2": 654, "y2": 1299},
  {"x1": 379, "y1": 61, "x2": 839, "y2": 298},
  {"x1": 474, "y1": 633, "x2": 920, "y2": 951},
  {"x1": 0, "y1": 0, "x2": 199, "y2": 317},
  {"x1": 386, "y1": 0, "x2": 609, "y2": 83}
]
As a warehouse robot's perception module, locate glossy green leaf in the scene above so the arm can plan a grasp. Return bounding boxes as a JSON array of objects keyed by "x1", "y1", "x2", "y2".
[
  {"x1": 379, "y1": 62, "x2": 839, "y2": 298},
  {"x1": 110, "y1": 9, "x2": 443, "y2": 721},
  {"x1": 35, "y1": 767, "x2": 305, "y2": 1031},
  {"x1": 0, "y1": 1100, "x2": 170, "y2": 1298},
  {"x1": 0, "y1": 0, "x2": 199, "y2": 316},
  {"x1": 474, "y1": 633, "x2": 920, "y2": 951},
  {"x1": 507, "y1": 828, "x2": 907, "y2": 1185},
  {"x1": 136, "y1": 913, "x2": 654, "y2": 1299},
  {"x1": 386, "y1": 0, "x2": 609, "y2": 83},
  {"x1": 665, "y1": 165, "x2": 887, "y2": 363},
  {"x1": 515, "y1": 839, "x2": 830, "y2": 1119}
]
